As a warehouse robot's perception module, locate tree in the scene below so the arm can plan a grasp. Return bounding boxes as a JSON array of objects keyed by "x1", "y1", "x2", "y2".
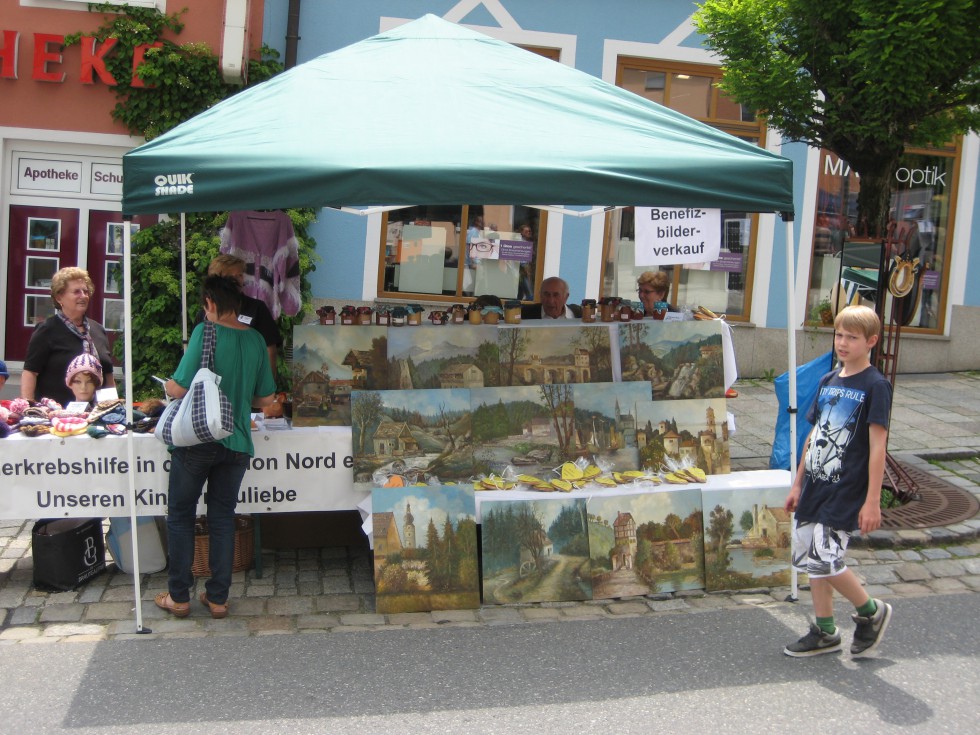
[
  {"x1": 740, "y1": 510, "x2": 755, "y2": 534},
  {"x1": 573, "y1": 327, "x2": 613, "y2": 382},
  {"x1": 707, "y1": 504, "x2": 734, "y2": 556},
  {"x1": 695, "y1": 0, "x2": 980, "y2": 236},
  {"x1": 351, "y1": 391, "x2": 383, "y2": 454},
  {"x1": 438, "y1": 403, "x2": 457, "y2": 451},
  {"x1": 499, "y1": 329, "x2": 530, "y2": 385},
  {"x1": 540, "y1": 384, "x2": 575, "y2": 457}
]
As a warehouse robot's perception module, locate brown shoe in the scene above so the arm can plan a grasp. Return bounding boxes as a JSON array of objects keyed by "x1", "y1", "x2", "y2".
[
  {"x1": 154, "y1": 592, "x2": 190, "y2": 618},
  {"x1": 199, "y1": 592, "x2": 229, "y2": 619}
]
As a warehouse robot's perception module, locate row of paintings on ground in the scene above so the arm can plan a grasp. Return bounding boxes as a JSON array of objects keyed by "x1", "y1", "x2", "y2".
[
  {"x1": 371, "y1": 483, "x2": 794, "y2": 614},
  {"x1": 291, "y1": 320, "x2": 725, "y2": 427},
  {"x1": 350, "y1": 384, "x2": 730, "y2": 489}
]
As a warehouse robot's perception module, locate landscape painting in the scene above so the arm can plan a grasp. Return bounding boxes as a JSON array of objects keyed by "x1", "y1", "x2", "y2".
[
  {"x1": 372, "y1": 485, "x2": 480, "y2": 613},
  {"x1": 387, "y1": 325, "x2": 501, "y2": 389},
  {"x1": 587, "y1": 489, "x2": 704, "y2": 599},
  {"x1": 619, "y1": 320, "x2": 725, "y2": 399},
  {"x1": 635, "y1": 397, "x2": 731, "y2": 475},
  {"x1": 352, "y1": 388, "x2": 473, "y2": 486},
  {"x1": 481, "y1": 497, "x2": 593, "y2": 604},
  {"x1": 471, "y1": 385, "x2": 579, "y2": 477},
  {"x1": 701, "y1": 485, "x2": 794, "y2": 592},
  {"x1": 497, "y1": 325, "x2": 614, "y2": 387},
  {"x1": 292, "y1": 325, "x2": 388, "y2": 426}
]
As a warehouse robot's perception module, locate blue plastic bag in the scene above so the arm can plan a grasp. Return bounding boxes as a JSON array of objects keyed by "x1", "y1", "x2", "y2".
[{"x1": 769, "y1": 351, "x2": 835, "y2": 470}]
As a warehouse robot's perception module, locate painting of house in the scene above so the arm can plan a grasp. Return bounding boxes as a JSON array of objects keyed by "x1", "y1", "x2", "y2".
[
  {"x1": 587, "y1": 488, "x2": 704, "y2": 599},
  {"x1": 481, "y1": 497, "x2": 593, "y2": 604},
  {"x1": 635, "y1": 397, "x2": 731, "y2": 475},
  {"x1": 497, "y1": 325, "x2": 614, "y2": 387},
  {"x1": 701, "y1": 485, "x2": 794, "y2": 592},
  {"x1": 572, "y1": 382, "x2": 651, "y2": 451},
  {"x1": 372, "y1": 485, "x2": 480, "y2": 613},
  {"x1": 619, "y1": 320, "x2": 725, "y2": 399},
  {"x1": 387, "y1": 325, "x2": 500, "y2": 389},
  {"x1": 292, "y1": 325, "x2": 388, "y2": 426},
  {"x1": 352, "y1": 388, "x2": 473, "y2": 486}
]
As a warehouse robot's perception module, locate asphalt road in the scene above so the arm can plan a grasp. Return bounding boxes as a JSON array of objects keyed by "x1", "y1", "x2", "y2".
[{"x1": 0, "y1": 593, "x2": 976, "y2": 734}]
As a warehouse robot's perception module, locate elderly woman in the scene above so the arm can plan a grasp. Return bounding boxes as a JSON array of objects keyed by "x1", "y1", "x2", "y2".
[
  {"x1": 21, "y1": 267, "x2": 115, "y2": 406},
  {"x1": 636, "y1": 270, "x2": 677, "y2": 316}
]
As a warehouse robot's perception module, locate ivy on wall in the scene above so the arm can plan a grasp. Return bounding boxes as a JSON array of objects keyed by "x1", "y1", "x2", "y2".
[{"x1": 67, "y1": 4, "x2": 320, "y2": 398}]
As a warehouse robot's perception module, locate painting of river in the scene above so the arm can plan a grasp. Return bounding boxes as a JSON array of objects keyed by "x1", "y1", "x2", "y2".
[
  {"x1": 701, "y1": 484, "x2": 794, "y2": 591},
  {"x1": 619, "y1": 320, "x2": 725, "y2": 399}
]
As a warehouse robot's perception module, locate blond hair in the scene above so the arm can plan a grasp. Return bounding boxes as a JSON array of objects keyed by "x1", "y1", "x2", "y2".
[
  {"x1": 51, "y1": 267, "x2": 94, "y2": 309},
  {"x1": 637, "y1": 270, "x2": 670, "y2": 298},
  {"x1": 834, "y1": 304, "x2": 881, "y2": 340},
  {"x1": 208, "y1": 254, "x2": 246, "y2": 276}
]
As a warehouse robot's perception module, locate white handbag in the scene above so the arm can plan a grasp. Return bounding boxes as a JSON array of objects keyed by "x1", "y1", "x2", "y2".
[{"x1": 155, "y1": 321, "x2": 234, "y2": 446}]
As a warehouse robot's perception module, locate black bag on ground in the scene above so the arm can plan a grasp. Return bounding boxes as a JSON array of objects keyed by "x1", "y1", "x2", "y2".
[{"x1": 32, "y1": 518, "x2": 107, "y2": 591}]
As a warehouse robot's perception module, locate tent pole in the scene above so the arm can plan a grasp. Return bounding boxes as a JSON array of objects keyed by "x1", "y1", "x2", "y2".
[
  {"x1": 181, "y1": 213, "x2": 188, "y2": 347},
  {"x1": 123, "y1": 217, "x2": 150, "y2": 633},
  {"x1": 782, "y1": 212, "x2": 800, "y2": 602}
]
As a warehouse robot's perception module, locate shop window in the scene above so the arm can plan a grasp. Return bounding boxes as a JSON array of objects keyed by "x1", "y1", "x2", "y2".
[
  {"x1": 805, "y1": 146, "x2": 958, "y2": 333},
  {"x1": 379, "y1": 205, "x2": 545, "y2": 303},
  {"x1": 602, "y1": 58, "x2": 766, "y2": 320}
]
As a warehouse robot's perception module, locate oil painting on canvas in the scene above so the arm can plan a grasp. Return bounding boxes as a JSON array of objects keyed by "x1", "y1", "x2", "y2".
[
  {"x1": 372, "y1": 485, "x2": 480, "y2": 613},
  {"x1": 700, "y1": 485, "x2": 794, "y2": 592},
  {"x1": 497, "y1": 325, "x2": 614, "y2": 387},
  {"x1": 387, "y1": 325, "x2": 501, "y2": 389},
  {"x1": 291, "y1": 325, "x2": 388, "y2": 426},
  {"x1": 635, "y1": 397, "x2": 731, "y2": 475},
  {"x1": 619, "y1": 320, "x2": 725, "y2": 399},
  {"x1": 352, "y1": 388, "x2": 473, "y2": 486},
  {"x1": 587, "y1": 488, "x2": 704, "y2": 599},
  {"x1": 481, "y1": 497, "x2": 592, "y2": 604}
]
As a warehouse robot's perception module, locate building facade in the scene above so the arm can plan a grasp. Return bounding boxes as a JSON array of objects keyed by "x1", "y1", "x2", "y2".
[{"x1": 3, "y1": 0, "x2": 978, "y2": 379}]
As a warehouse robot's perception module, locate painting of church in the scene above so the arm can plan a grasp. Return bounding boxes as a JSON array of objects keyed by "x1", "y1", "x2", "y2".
[
  {"x1": 635, "y1": 397, "x2": 731, "y2": 475},
  {"x1": 742, "y1": 504, "x2": 793, "y2": 548}
]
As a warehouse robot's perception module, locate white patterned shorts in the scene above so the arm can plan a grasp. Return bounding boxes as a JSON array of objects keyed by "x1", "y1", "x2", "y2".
[{"x1": 791, "y1": 519, "x2": 851, "y2": 578}]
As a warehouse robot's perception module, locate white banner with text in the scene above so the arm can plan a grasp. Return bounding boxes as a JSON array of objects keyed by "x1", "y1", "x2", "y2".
[{"x1": 635, "y1": 207, "x2": 721, "y2": 266}]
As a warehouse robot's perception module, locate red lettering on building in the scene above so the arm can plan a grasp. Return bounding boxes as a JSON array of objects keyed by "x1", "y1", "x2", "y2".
[
  {"x1": 79, "y1": 35, "x2": 118, "y2": 85},
  {"x1": 0, "y1": 30, "x2": 19, "y2": 79},
  {"x1": 32, "y1": 33, "x2": 65, "y2": 82},
  {"x1": 131, "y1": 42, "x2": 163, "y2": 88}
]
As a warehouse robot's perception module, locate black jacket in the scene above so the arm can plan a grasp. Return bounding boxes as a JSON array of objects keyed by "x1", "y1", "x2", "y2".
[{"x1": 520, "y1": 303, "x2": 583, "y2": 320}]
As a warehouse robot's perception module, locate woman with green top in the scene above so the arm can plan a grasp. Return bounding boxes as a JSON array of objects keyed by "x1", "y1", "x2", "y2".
[{"x1": 155, "y1": 275, "x2": 276, "y2": 620}]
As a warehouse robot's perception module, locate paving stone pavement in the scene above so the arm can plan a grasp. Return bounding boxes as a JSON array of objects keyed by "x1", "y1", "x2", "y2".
[{"x1": 2, "y1": 372, "x2": 978, "y2": 643}]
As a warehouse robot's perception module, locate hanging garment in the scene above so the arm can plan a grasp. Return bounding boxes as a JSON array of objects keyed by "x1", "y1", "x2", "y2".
[{"x1": 220, "y1": 210, "x2": 301, "y2": 318}]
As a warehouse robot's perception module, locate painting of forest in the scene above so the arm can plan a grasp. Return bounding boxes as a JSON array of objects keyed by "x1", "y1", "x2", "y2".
[
  {"x1": 372, "y1": 485, "x2": 480, "y2": 613},
  {"x1": 635, "y1": 397, "x2": 731, "y2": 475},
  {"x1": 352, "y1": 389, "x2": 473, "y2": 485},
  {"x1": 471, "y1": 385, "x2": 579, "y2": 477},
  {"x1": 701, "y1": 485, "x2": 794, "y2": 592},
  {"x1": 619, "y1": 321, "x2": 725, "y2": 399},
  {"x1": 588, "y1": 489, "x2": 704, "y2": 598},
  {"x1": 387, "y1": 325, "x2": 501, "y2": 390},
  {"x1": 292, "y1": 325, "x2": 388, "y2": 426},
  {"x1": 496, "y1": 325, "x2": 614, "y2": 387},
  {"x1": 481, "y1": 498, "x2": 593, "y2": 604}
]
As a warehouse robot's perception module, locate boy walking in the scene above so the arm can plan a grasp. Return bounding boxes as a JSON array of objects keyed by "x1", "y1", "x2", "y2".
[{"x1": 783, "y1": 305, "x2": 894, "y2": 658}]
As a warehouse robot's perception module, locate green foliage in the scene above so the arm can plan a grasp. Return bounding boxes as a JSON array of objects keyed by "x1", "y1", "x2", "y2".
[
  {"x1": 739, "y1": 510, "x2": 754, "y2": 533},
  {"x1": 116, "y1": 210, "x2": 319, "y2": 400},
  {"x1": 762, "y1": 368, "x2": 777, "y2": 382},
  {"x1": 694, "y1": 0, "x2": 980, "y2": 234},
  {"x1": 64, "y1": 3, "x2": 283, "y2": 140}
]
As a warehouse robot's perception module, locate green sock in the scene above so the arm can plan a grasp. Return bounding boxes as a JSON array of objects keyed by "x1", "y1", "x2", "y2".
[
  {"x1": 816, "y1": 616, "x2": 836, "y2": 634},
  {"x1": 856, "y1": 599, "x2": 878, "y2": 617}
]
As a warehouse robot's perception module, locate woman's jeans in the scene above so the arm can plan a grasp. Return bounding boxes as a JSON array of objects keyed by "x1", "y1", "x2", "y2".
[{"x1": 166, "y1": 443, "x2": 249, "y2": 604}]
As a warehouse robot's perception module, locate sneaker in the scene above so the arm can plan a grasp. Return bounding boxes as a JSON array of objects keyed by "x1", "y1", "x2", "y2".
[
  {"x1": 783, "y1": 623, "x2": 842, "y2": 657},
  {"x1": 851, "y1": 598, "x2": 893, "y2": 658}
]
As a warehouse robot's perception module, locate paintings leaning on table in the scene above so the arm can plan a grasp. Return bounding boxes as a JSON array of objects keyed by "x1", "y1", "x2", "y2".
[
  {"x1": 351, "y1": 388, "x2": 473, "y2": 487},
  {"x1": 700, "y1": 484, "x2": 795, "y2": 592},
  {"x1": 587, "y1": 488, "x2": 705, "y2": 599},
  {"x1": 480, "y1": 497, "x2": 593, "y2": 604},
  {"x1": 372, "y1": 485, "x2": 480, "y2": 613},
  {"x1": 291, "y1": 325, "x2": 389, "y2": 426},
  {"x1": 619, "y1": 320, "x2": 725, "y2": 399}
]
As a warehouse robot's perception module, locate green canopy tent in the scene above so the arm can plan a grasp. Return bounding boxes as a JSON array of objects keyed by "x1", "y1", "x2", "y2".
[{"x1": 117, "y1": 15, "x2": 802, "y2": 629}]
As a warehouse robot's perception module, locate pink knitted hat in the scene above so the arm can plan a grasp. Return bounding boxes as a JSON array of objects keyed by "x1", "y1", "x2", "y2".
[{"x1": 65, "y1": 353, "x2": 103, "y2": 387}]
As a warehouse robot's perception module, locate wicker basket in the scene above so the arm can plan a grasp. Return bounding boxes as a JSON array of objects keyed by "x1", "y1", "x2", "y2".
[{"x1": 191, "y1": 515, "x2": 254, "y2": 577}]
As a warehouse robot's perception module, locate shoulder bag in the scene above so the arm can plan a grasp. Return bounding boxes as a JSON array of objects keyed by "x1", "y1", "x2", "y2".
[{"x1": 155, "y1": 321, "x2": 235, "y2": 446}]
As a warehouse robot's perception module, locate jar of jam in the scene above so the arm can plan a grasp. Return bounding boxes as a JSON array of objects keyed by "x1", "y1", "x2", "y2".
[
  {"x1": 482, "y1": 306, "x2": 503, "y2": 325},
  {"x1": 468, "y1": 304, "x2": 483, "y2": 324},
  {"x1": 503, "y1": 300, "x2": 522, "y2": 324},
  {"x1": 316, "y1": 305, "x2": 336, "y2": 325},
  {"x1": 599, "y1": 297, "x2": 619, "y2": 323},
  {"x1": 357, "y1": 306, "x2": 373, "y2": 325},
  {"x1": 580, "y1": 299, "x2": 597, "y2": 323},
  {"x1": 652, "y1": 301, "x2": 669, "y2": 320}
]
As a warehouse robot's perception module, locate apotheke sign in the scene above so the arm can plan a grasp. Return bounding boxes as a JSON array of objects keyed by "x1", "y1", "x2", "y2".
[{"x1": 18, "y1": 158, "x2": 82, "y2": 193}]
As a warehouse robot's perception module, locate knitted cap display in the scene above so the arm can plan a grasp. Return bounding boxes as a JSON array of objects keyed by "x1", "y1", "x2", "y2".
[{"x1": 65, "y1": 353, "x2": 103, "y2": 387}]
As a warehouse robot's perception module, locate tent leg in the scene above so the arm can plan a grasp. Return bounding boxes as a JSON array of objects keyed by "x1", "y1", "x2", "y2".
[
  {"x1": 782, "y1": 213, "x2": 800, "y2": 603},
  {"x1": 124, "y1": 217, "x2": 152, "y2": 633}
]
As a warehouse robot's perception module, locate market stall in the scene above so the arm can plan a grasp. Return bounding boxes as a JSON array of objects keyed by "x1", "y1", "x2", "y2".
[{"x1": 108, "y1": 15, "x2": 797, "y2": 629}]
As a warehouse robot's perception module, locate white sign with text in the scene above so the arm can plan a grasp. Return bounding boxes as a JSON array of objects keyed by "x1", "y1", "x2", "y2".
[{"x1": 635, "y1": 207, "x2": 721, "y2": 266}]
